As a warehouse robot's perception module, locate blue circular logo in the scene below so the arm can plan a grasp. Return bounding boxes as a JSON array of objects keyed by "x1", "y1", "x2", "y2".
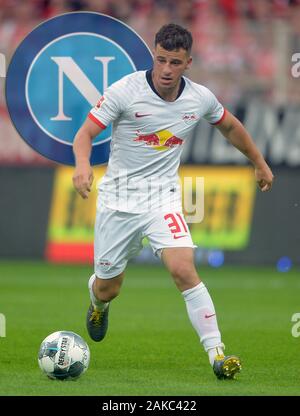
[{"x1": 6, "y1": 12, "x2": 153, "y2": 165}]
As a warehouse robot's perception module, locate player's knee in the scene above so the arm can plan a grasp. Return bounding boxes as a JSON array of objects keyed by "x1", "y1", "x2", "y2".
[
  {"x1": 169, "y1": 262, "x2": 193, "y2": 280},
  {"x1": 169, "y1": 263, "x2": 199, "y2": 287}
]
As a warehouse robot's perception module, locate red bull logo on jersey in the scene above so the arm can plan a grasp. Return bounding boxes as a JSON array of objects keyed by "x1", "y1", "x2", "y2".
[
  {"x1": 183, "y1": 114, "x2": 197, "y2": 121},
  {"x1": 182, "y1": 112, "x2": 198, "y2": 124},
  {"x1": 134, "y1": 130, "x2": 183, "y2": 151}
]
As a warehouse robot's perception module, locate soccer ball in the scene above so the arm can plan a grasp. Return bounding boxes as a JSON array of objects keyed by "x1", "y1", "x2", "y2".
[{"x1": 38, "y1": 331, "x2": 90, "y2": 380}]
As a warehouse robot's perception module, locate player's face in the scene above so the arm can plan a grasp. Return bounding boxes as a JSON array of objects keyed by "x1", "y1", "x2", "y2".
[{"x1": 152, "y1": 44, "x2": 192, "y2": 95}]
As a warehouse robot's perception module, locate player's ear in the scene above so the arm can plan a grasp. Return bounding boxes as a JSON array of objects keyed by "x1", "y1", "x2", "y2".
[{"x1": 186, "y1": 56, "x2": 192, "y2": 70}]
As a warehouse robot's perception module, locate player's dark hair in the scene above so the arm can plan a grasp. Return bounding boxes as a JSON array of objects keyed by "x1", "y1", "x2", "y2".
[{"x1": 155, "y1": 23, "x2": 193, "y2": 53}]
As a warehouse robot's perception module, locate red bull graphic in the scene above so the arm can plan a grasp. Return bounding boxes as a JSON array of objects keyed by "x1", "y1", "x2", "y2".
[
  {"x1": 182, "y1": 113, "x2": 198, "y2": 124},
  {"x1": 134, "y1": 129, "x2": 183, "y2": 151},
  {"x1": 135, "y1": 133, "x2": 160, "y2": 146},
  {"x1": 164, "y1": 136, "x2": 183, "y2": 147}
]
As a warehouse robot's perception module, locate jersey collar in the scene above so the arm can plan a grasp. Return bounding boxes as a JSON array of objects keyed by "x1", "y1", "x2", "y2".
[{"x1": 146, "y1": 69, "x2": 185, "y2": 101}]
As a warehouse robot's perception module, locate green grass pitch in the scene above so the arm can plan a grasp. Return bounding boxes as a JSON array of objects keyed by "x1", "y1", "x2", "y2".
[{"x1": 0, "y1": 260, "x2": 299, "y2": 396}]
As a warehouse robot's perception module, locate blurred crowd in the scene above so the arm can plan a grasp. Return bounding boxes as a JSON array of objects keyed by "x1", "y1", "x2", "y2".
[
  {"x1": 0, "y1": 0, "x2": 300, "y2": 163},
  {"x1": 1, "y1": 0, "x2": 300, "y2": 104}
]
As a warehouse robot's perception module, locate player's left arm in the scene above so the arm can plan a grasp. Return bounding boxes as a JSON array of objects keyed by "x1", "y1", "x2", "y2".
[{"x1": 216, "y1": 110, "x2": 274, "y2": 192}]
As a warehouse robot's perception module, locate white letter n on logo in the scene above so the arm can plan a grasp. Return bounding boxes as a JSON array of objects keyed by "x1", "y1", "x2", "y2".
[{"x1": 50, "y1": 56, "x2": 115, "y2": 121}]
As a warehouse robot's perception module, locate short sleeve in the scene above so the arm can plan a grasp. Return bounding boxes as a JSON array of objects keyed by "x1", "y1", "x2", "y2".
[
  {"x1": 88, "y1": 77, "x2": 128, "y2": 129},
  {"x1": 202, "y1": 87, "x2": 226, "y2": 125}
]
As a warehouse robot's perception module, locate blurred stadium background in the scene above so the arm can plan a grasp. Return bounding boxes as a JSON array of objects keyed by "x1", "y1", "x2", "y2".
[
  {"x1": 0, "y1": 0, "x2": 300, "y2": 396},
  {"x1": 1, "y1": 0, "x2": 300, "y2": 267}
]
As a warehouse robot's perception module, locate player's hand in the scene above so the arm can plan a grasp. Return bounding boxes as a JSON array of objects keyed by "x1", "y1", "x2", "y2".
[
  {"x1": 72, "y1": 163, "x2": 94, "y2": 199},
  {"x1": 254, "y1": 162, "x2": 274, "y2": 192}
]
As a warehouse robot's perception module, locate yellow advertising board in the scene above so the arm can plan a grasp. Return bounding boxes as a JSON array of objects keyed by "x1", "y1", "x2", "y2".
[
  {"x1": 46, "y1": 166, "x2": 256, "y2": 262},
  {"x1": 180, "y1": 166, "x2": 256, "y2": 249},
  {"x1": 46, "y1": 166, "x2": 105, "y2": 262}
]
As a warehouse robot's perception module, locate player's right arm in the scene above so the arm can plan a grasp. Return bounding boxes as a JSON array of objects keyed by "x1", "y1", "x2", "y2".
[{"x1": 72, "y1": 118, "x2": 104, "y2": 199}]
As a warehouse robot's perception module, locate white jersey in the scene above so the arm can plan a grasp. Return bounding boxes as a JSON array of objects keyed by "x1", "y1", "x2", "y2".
[{"x1": 89, "y1": 70, "x2": 225, "y2": 213}]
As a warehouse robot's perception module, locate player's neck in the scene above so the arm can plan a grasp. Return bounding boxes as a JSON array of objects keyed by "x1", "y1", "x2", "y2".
[{"x1": 156, "y1": 85, "x2": 180, "y2": 102}]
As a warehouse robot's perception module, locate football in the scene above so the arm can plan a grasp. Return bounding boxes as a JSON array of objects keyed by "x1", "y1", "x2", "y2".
[{"x1": 38, "y1": 331, "x2": 90, "y2": 380}]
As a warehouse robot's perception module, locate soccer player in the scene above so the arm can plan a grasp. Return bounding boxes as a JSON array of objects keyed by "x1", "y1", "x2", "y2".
[{"x1": 72, "y1": 23, "x2": 274, "y2": 379}]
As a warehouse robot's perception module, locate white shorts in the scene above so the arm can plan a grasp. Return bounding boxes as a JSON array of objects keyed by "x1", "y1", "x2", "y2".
[{"x1": 94, "y1": 204, "x2": 196, "y2": 279}]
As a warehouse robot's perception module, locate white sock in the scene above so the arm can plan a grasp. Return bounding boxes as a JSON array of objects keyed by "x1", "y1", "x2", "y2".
[
  {"x1": 182, "y1": 282, "x2": 224, "y2": 366},
  {"x1": 88, "y1": 274, "x2": 109, "y2": 311}
]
